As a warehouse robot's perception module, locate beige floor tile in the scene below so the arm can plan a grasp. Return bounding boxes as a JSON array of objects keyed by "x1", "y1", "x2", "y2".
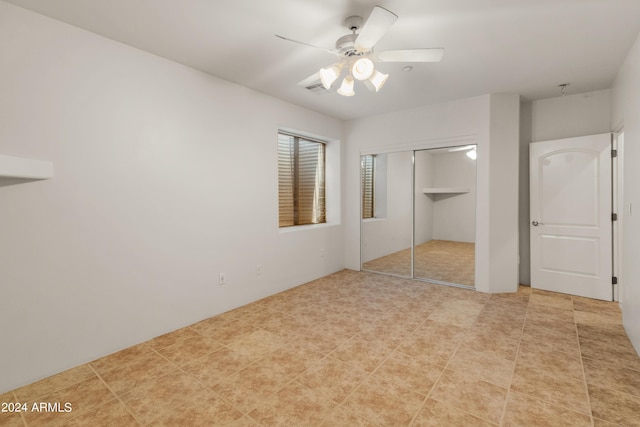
[
  {"x1": 259, "y1": 313, "x2": 313, "y2": 339},
  {"x1": 572, "y1": 296, "x2": 622, "y2": 318},
  {"x1": 6, "y1": 269, "x2": 640, "y2": 426},
  {"x1": 145, "y1": 326, "x2": 201, "y2": 350},
  {"x1": 516, "y1": 340, "x2": 585, "y2": 380},
  {"x1": 180, "y1": 346, "x2": 257, "y2": 387},
  {"x1": 249, "y1": 381, "x2": 336, "y2": 426},
  {"x1": 297, "y1": 357, "x2": 369, "y2": 404},
  {"x1": 461, "y1": 327, "x2": 521, "y2": 361},
  {"x1": 373, "y1": 350, "x2": 444, "y2": 395},
  {"x1": 0, "y1": 392, "x2": 25, "y2": 427},
  {"x1": 319, "y1": 406, "x2": 377, "y2": 427},
  {"x1": 447, "y1": 345, "x2": 515, "y2": 389},
  {"x1": 430, "y1": 369, "x2": 508, "y2": 425},
  {"x1": 357, "y1": 320, "x2": 413, "y2": 348},
  {"x1": 510, "y1": 364, "x2": 590, "y2": 415},
  {"x1": 397, "y1": 320, "x2": 467, "y2": 367},
  {"x1": 121, "y1": 370, "x2": 241, "y2": 425},
  {"x1": 89, "y1": 343, "x2": 153, "y2": 374},
  {"x1": 199, "y1": 318, "x2": 258, "y2": 345},
  {"x1": 521, "y1": 320, "x2": 581, "y2": 356},
  {"x1": 428, "y1": 300, "x2": 485, "y2": 329},
  {"x1": 156, "y1": 334, "x2": 222, "y2": 366},
  {"x1": 583, "y1": 357, "x2": 640, "y2": 397},
  {"x1": 22, "y1": 376, "x2": 115, "y2": 426},
  {"x1": 13, "y1": 364, "x2": 95, "y2": 401},
  {"x1": 502, "y1": 390, "x2": 592, "y2": 427},
  {"x1": 344, "y1": 375, "x2": 425, "y2": 426},
  {"x1": 412, "y1": 398, "x2": 496, "y2": 426},
  {"x1": 529, "y1": 289, "x2": 573, "y2": 310},
  {"x1": 288, "y1": 326, "x2": 350, "y2": 354},
  {"x1": 330, "y1": 335, "x2": 395, "y2": 373},
  {"x1": 526, "y1": 302, "x2": 575, "y2": 323},
  {"x1": 0, "y1": 412, "x2": 24, "y2": 427},
  {"x1": 577, "y1": 322, "x2": 630, "y2": 342},
  {"x1": 258, "y1": 343, "x2": 325, "y2": 378},
  {"x1": 64, "y1": 399, "x2": 139, "y2": 427},
  {"x1": 575, "y1": 310, "x2": 623, "y2": 328},
  {"x1": 231, "y1": 415, "x2": 262, "y2": 426},
  {"x1": 588, "y1": 384, "x2": 640, "y2": 426},
  {"x1": 579, "y1": 336, "x2": 640, "y2": 372},
  {"x1": 99, "y1": 349, "x2": 178, "y2": 396},
  {"x1": 211, "y1": 362, "x2": 292, "y2": 413},
  {"x1": 225, "y1": 329, "x2": 286, "y2": 359},
  {"x1": 593, "y1": 417, "x2": 625, "y2": 427}
]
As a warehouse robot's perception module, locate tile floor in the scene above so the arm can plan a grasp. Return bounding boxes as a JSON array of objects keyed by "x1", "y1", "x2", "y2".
[{"x1": 2, "y1": 270, "x2": 640, "y2": 426}]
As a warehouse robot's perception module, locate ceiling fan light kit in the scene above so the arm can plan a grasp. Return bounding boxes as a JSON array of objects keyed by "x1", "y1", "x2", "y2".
[
  {"x1": 277, "y1": 5, "x2": 444, "y2": 98},
  {"x1": 337, "y1": 76, "x2": 355, "y2": 96},
  {"x1": 352, "y1": 57, "x2": 375, "y2": 80},
  {"x1": 320, "y1": 63, "x2": 343, "y2": 89}
]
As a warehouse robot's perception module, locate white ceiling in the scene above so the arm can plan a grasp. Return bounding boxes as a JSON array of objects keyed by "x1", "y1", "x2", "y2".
[{"x1": 6, "y1": 0, "x2": 640, "y2": 120}]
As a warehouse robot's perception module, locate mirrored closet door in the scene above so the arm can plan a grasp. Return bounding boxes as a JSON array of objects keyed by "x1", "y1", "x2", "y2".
[
  {"x1": 360, "y1": 145, "x2": 477, "y2": 288},
  {"x1": 360, "y1": 151, "x2": 413, "y2": 278},
  {"x1": 414, "y1": 146, "x2": 476, "y2": 287}
]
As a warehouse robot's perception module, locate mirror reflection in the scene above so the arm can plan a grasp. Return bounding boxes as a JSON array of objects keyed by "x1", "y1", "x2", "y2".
[
  {"x1": 361, "y1": 151, "x2": 413, "y2": 277},
  {"x1": 414, "y1": 146, "x2": 476, "y2": 287},
  {"x1": 360, "y1": 145, "x2": 476, "y2": 287}
]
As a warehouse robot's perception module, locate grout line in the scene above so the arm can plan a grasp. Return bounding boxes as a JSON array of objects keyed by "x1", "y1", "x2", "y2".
[
  {"x1": 497, "y1": 291, "x2": 529, "y2": 426},
  {"x1": 572, "y1": 296, "x2": 597, "y2": 427},
  {"x1": 85, "y1": 363, "x2": 144, "y2": 426}
]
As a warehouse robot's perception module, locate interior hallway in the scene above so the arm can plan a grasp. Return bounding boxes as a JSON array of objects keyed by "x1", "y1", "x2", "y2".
[{"x1": 1, "y1": 270, "x2": 638, "y2": 426}]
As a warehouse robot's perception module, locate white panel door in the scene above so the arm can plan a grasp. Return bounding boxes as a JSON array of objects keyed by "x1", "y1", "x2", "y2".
[{"x1": 530, "y1": 134, "x2": 612, "y2": 301}]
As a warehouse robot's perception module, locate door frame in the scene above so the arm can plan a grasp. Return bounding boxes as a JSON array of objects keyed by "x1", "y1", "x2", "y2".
[{"x1": 613, "y1": 131, "x2": 624, "y2": 302}]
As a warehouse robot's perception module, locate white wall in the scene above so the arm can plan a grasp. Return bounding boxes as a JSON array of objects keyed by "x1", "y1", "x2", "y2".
[
  {"x1": 519, "y1": 90, "x2": 611, "y2": 284},
  {"x1": 414, "y1": 150, "x2": 434, "y2": 245},
  {"x1": 611, "y1": 32, "x2": 640, "y2": 353},
  {"x1": 0, "y1": 2, "x2": 345, "y2": 393},
  {"x1": 345, "y1": 94, "x2": 520, "y2": 294},
  {"x1": 431, "y1": 151, "x2": 476, "y2": 243},
  {"x1": 488, "y1": 94, "x2": 521, "y2": 292}
]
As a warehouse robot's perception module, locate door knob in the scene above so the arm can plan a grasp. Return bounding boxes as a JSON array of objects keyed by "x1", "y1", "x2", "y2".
[{"x1": 532, "y1": 221, "x2": 539, "y2": 226}]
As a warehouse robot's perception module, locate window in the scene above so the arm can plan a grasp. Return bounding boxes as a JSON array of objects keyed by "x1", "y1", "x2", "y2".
[
  {"x1": 361, "y1": 154, "x2": 375, "y2": 219},
  {"x1": 278, "y1": 131, "x2": 326, "y2": 227}
]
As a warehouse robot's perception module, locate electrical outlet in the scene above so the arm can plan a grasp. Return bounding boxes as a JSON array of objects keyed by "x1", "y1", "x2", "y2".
[
  {"x1": 219, "y1": 273, "x2": 226, "y2": 285},
  {"x1": 320, "y1": 248, "x2": 325, "y2": 258},
  {"x1": 256, "y1": 264, "x2": 262, "y2": 275}
]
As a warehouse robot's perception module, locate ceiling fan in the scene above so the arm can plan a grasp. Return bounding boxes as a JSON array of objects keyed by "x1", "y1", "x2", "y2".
[{"x1": 276, "y1": 5, "x2": 444, "y2": 96}]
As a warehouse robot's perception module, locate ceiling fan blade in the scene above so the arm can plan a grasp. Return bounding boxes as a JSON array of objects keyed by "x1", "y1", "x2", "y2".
[
  {"x1": 376, "y1": 48, "x2": 444, "y2": 62},
  {"x1": 355, "y1": 6, "x2": 398, "y2": 51},
  {"x1": 275, "y1": 34, "x2": 337, "y2": 55},
  {"x1": 297, "y1": 71, "x2": 321, "y2": 87}
]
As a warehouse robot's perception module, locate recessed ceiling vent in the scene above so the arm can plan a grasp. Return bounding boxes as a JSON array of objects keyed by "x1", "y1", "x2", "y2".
[{"x1": 304, "y1": 82, "x2": 327, "y2": 93}]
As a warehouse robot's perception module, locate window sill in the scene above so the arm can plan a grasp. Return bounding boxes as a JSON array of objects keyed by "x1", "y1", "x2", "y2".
[
  {"x1": 362, "y1": 217, "x2": 386, "y2": 223},
  {"x1": 278, "y1": 222, "x2": 340, "y2": 233}
]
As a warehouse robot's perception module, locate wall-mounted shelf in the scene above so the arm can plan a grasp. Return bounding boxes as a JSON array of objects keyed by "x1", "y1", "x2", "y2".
[
  {"x1": 423, "y1": 187, "x2": 470, "y2": 195},
  {"x1": 0, "y1": 155, "x2": 54, "y2": 180}
]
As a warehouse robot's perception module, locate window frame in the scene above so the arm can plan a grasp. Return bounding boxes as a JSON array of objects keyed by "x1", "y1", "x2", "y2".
[
  {"x1": 277, "y1": 130, "x2": 327, "y2": 228},
  {"x1": 361, "y1": 154, "x2": 376, "y2": 219}
]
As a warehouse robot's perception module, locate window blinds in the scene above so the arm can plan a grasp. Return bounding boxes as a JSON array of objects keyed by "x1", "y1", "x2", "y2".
[
  {"x1": 278, "y1": 133, "x2": 326, "y2": 227},
  {"x1": 361, "y1": 154, "x2": 375, "y2": 219}
]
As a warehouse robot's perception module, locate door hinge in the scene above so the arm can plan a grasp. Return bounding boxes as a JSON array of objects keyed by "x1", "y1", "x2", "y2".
[
  {"x1": 612, "y1": 149, "x2": 618, "y2": 158},
  {"x1": 612, "y1": 276, "x2": 618, "y2": 285},
  {"x1": 612, "y1": 213, "x2": 618, "y2": 221}
]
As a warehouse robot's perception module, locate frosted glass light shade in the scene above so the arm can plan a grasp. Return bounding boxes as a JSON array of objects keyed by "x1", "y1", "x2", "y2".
[
  {"x1": 319, "y1": 64, "x2": 342, "y2": 89},
  {"x1": 337, "y1": 76, "x2": 355, "y2": 96},
  {"x1": 352, "y1": 58, "x2": 375, "y2": 81},
  {"x1": 367, "y1": 70, "x2": 388, "y2": 92}
]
